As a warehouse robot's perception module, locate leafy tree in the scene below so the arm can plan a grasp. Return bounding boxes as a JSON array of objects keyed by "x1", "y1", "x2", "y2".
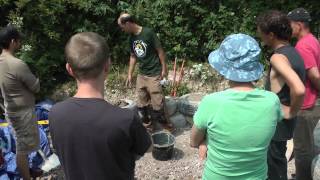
[{"x1": 0, "y1": 0, "x2": 319, "y2": 98}]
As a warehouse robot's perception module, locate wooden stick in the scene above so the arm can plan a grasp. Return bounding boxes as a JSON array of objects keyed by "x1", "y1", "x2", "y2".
[
  {"x1": 171, "y1": 57, "x2": 177, "y2": 96},
  {"x1": 173, "y1": 59, "x2": 185, "y2": 97}
]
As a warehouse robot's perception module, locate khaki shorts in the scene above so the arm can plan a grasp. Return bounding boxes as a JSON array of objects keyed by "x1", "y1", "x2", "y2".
[
  {"x1": 6, "y1": 109, "x2": 39, "y2": 154},
  {"x1": 136, "y1": 74, "x2": 164, "y2": 110}
]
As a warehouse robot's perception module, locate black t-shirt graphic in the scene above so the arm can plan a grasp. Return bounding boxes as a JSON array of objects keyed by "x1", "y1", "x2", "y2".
[{"x1": 129, "y1": 27, "x2": 162, "y2": 76}]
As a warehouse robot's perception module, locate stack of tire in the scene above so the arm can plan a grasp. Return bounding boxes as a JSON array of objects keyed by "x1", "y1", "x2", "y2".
[
  {"x1": 120, "y1": 94, "x2": 205, "y2": 129},
  {"x1": 165, "y1": 93, "x2": 205, "y2": 128}
]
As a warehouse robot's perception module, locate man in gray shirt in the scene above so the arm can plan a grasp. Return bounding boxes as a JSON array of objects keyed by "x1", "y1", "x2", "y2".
[{"x1": 0, "y1": 25, "x2": 40, "y2": 180}]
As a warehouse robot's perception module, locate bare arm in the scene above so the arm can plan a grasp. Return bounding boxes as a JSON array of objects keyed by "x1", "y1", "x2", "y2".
[
  {"x1": 270, "y1": 54, "x2": 305, "y2": 118},
  {"x1": 156, "y1": 47, "x2": 167, "y2": 79},
  {"x1": 190, "y1": 125, "x2": 206, "y2": 147},
  {"x1": 126, "y1": 54, "x2": 137, "y2": 87},
  {"x1": 307, "y1": 67, "x2": 320, "y2": 92},
  {"x1": 128, "y1": 54, "x2": 137, "y2": 78}
]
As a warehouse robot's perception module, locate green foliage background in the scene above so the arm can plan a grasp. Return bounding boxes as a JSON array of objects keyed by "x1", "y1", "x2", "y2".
[{"x1": 0, "y1": 0, "x2": 319, "y2": 97}]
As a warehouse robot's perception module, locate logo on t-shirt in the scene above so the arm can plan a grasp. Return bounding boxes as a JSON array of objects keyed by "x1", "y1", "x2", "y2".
[{"x1": 133, "y1": 40, "x2": 147, "y2": 58}]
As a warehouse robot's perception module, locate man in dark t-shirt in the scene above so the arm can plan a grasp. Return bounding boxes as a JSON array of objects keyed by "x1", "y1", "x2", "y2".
[
  {"x1": 257, "y1": 11, "x2": 306, "y2": 180},
  {"x1": 49, "y1": 32, "x2": 152, "y2": 180},
  {"x1": 117, "y1": 13, "x2": 173, "y2": 131}
]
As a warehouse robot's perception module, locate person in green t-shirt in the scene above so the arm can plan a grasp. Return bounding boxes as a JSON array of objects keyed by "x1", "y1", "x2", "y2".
[
  {"x1": 190, "y1": 34, "x2": 283, "y2": 180},
  {"x1": 117, "y1": 13, "x2": 173, "y2": 131}
]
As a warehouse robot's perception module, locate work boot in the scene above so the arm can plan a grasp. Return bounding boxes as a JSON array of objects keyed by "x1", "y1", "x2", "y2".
[
  {"x1": 137, "y1": 107, "x2": 153, "y2": 131},
  {"x1": 151, "y1": 109, "x2": 174, "y2": 132}
]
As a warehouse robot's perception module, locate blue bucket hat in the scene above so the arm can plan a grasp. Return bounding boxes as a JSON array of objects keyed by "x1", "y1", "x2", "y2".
[{"x1": 208, "y1": 33, "x2": 263, "y2": 82}]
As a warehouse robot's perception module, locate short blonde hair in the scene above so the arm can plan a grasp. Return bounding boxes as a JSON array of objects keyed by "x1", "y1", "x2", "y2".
[{"x1": 65, "y1": 32, "x2": 109, "y2": 80}]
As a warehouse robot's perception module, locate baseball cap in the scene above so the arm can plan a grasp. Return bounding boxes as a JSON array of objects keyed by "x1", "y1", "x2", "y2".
[{"x1": 287, "y1": 8, "x2": 311, "y2": 22}]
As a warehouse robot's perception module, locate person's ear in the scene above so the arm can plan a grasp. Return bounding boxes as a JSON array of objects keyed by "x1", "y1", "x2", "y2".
[
  {"x1": 269, "y1": 32, "x2": 275, "y2": 40},
  {"x1": 9, "y1": 39, "x2": 16, "y2": 49},
  {"x1": 66, "y1": 63, "x2": 75, "y2": 77},
  {"x1": 298, "y1": 22, "x2": 304, "y2": 31}
]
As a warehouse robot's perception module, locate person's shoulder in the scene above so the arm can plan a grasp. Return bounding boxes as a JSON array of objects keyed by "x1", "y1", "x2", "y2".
[
  {"x1": 255, "y1": 89, "x2": 280, "y2": 103},
  {"x1": 283, "y1": 45, "x2": 298, "y2": 53},
  {"x1": 49, "y1": 98, "x2": 136, "y2": 123},
  {"x1": 6, "y1": 57, "x2": 30, "y2": 75},
  {"x1": 202, "y1": 91, "x2": 228, "y2": 102},
  {"x1": 309, "y1": 34, "x2": 320, "y2": 47},
  {"x1": 7, "y1": 56, "x2": 25, "y2": 66},
  {"x1": 270, "y1": 53, "x2": 289, "y2": 64},
  {"x1": 296, "y1": 39, "x2": 307, "y2": 49},
  {"x1": 297, "y1": 34, "x2": 318, "y2": 48},
  {"x1": 255, "y1": 89, "x2": 278, "y2": 97},
  {"x1": 9, "y1": 55, "x2": 23, "y2": 63},
  {"x1": 49, "y1": 98, "x2": 73, "y2": 115},
  {"x1": 143, "y1": 27, "x2": 155, "y2": 34},
  {"x1": 305, "y1": 33, "x2": 318, "y2": 43},
  {"x1": 143, "y1": 27, "x2": 152, "y2": 31},
  {"x1": 97, "y1": 101, "x2": 137, "y2": 125},
  {"x1": 109, "y1": 104, "x2": 135, "y2": 120}
]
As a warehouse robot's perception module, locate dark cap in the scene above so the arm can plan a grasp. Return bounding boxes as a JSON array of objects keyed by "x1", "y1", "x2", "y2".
[{"x1": 287, "y1": 8, "x2": 311, "y2": 22}]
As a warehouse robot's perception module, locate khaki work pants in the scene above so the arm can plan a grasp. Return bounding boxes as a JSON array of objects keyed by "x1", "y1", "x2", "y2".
[{"x1": 136, "y1": 74, "x2": 164, "y2": 111}]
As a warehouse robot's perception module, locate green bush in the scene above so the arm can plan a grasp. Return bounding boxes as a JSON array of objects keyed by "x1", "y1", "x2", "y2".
[
  {"x1": 0, "y1": 0, "x2": 319, "y2": 98},
  {"x1": 162, "y1": 82, "x2": 190, "y2": 97}
]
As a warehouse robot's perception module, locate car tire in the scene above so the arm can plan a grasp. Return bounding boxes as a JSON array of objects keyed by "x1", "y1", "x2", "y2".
[{"x1": 177, "y1": 93, "x2": 205, "y2": 116}]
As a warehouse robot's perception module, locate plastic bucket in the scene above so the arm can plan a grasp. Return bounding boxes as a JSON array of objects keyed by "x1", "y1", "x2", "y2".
[{"x1": 151, "y1": 131, "x2": 175, "y2": 161}]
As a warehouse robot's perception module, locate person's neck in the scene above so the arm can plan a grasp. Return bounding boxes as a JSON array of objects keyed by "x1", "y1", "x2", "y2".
[
  {"x1": 297, "y1": 29, "x2": 310, "y2": 40},
  {"x1": 229, "y1": 81, "x2": 255, "y2": 91},
  {"x1": 1, "y1": 49, "x2": 14, "y2": 56},
  {"x1": 271, "y1": 40, "x2": 289, "y2": 50},
  {"x1": 74, "y1": 78, "x2": 105, "y2": 99},
  {"x1": 133, "y1": 25, "x2": 142, "y2": 35}
]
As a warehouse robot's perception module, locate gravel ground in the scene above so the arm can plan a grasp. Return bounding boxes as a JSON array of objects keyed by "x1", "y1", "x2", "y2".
[
  {"x1": 38, "y1": 128, "x2": 295, "y2": 180},
  {"x1": 134, "y1": 127, "x2": 295, "y2": 180},
  {"x1": 135, "y1": 128, "x2": 205, "y2": 180},
  {"x1": 46, "y1": 79, "x2": 296, "y2": 180}
]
